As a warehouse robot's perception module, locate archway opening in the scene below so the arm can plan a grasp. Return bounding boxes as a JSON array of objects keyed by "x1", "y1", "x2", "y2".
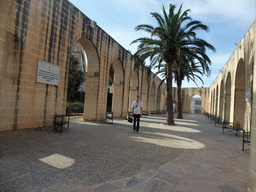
[
  {"x1": 156, "y1": 86, "x2": 161, "y2": 112},
  {"x1": 68, "y1": 42, "x2": 87, "y2": 106},
  {"x1": 215, "y1": 85, "x2": 219, "y2": 116},
  {"x1": 224, "y1": 72, "x2": 231, "y2": 122},
  {"x1": 211, "y1": 89, "x2": 215, "y2": 115},
  {"x1": 107, "y1": 64, "x2": 114, "y2": 113},
  {"x1": 191, "y1": 95, "x2": 201, "y2": 114},
  {"x1": 141, "y1": 76, "x2": 148, "y2": 113},
  {"x1": 149, "y1": 82, "x2": 156, "y2": 113},
  {"x1": 219, "y1": 80, "x2": 224, "y2": 119},
  {"x1": 129, "y1": 70, "x2": 139, "y2": 111},
  {"x1": 108, "y1": 59, "x2": 124, "y2": 118},
  {"x1": 233, "y1": 59, "x2": 245, "y2": 127},
  {"x1": 68, "y1": 38, "x2": 100, "y2": 121},
  {"x1": 161, "y1": 88, "x2": 167, "y2": 113}
]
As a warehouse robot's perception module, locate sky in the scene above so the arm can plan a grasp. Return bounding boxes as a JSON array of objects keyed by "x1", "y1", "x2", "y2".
[{"x1": 69, "y1": 0, "x2": 255, "y2": 88}]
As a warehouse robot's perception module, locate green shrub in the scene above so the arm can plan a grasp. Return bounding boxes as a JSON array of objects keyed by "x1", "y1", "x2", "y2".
[{"x1": 66, "y1": 101, "x2": 84, "y2": 115}]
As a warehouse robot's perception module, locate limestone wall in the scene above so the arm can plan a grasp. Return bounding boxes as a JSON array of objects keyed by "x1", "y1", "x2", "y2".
[
  {"x1": 208, "y1": 20, "x2": 256, "y2": 191},
  {"x1": 209, "y1": 21, "x2": 256, "y2": 131},
  {"x1": 0, "y1": 0, "x2": 166, "y2": 132}
]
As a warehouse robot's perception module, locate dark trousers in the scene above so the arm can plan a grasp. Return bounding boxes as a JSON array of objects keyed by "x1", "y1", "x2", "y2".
[{"x1": 133, "y1": 114, "x2": 140, "y2": 132}]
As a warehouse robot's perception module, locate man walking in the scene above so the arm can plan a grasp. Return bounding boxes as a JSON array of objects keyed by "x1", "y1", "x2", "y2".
[{"x1": 130, "y1": 95, "x2": 143, "y2": 133}]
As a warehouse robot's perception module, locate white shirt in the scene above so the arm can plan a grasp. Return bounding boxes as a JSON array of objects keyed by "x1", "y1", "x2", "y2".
[{"x1": 132, "y1": 101, "x2": 143, "y2": 114}]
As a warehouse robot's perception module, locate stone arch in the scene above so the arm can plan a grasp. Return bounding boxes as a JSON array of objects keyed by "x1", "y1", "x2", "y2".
[
  {"x1": 224, "y1": 72, "x2": 232, "y2": 121},
  {"x1": 76, "y1": 38, "x2": 100, "y2": 73},
  {"x1": 141, "y1": 76, "x2": 149, "y2": 112},
  {"x1": 149, "y1": 82, "x2": 156, "y2": 112},
  {"x1": 219, "y1": 80, "x2": 224, "y2": 119},
  {"x1": 191, "y1": 95, "x2": 202, "y2": 114},
  {"x1": 161, "y1": 87, "x2": 166, "y2": 111},
  {"x1": 156, "y1": 86, "x2": 161, "y2": 111},
  {"x1": 76, "y1": 38, "x2": 100, "y2": 121},
  {"x1": 233, "y1": 59, "x2": 245, "y2": 127},
  {"x1": 110, "y1": 59, "x2": 124, "y2": 118},
  {"x1": 212, "y1": 89, "x2": 215, "y2": 115},
  {"x1": 129, "y1": 70, "x2": 139, "y2": 111},
  {"x1": 215, "y1": 85, "x2": 219, "y2": 116}
]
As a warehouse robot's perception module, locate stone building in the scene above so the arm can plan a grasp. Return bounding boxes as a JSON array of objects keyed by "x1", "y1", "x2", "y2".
[
  {"x1": 1, "y1": 0, "x2": 256, "y2": 190},
  {"x1": 208, "y1": 20, "x2": 256, "y2": 191},
  {"x1": 0, "y1": 0, "x2": 166, "y2": 132}
]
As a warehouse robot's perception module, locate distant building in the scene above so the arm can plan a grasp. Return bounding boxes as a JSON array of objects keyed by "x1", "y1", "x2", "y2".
[{"x1": 191, "y1": 97, "x2": 201, "y2": 114}]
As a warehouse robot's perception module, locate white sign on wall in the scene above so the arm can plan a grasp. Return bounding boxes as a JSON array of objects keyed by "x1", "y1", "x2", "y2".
[{"x1": 37, "y1": 60, "x2": 60, "y2": 86}]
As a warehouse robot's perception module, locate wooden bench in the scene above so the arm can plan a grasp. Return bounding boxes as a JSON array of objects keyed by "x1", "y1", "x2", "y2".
[
  {"x1": 142, "y1": 111, "x2": 149, "y2": 117},
  {"x1": 156, "y1": 110, "x2": 162, "y2": 115},
  {"x1": 150, "y1": 110, "x2": 157, "y2": 115},
  {"x1": 106, "y1": 112, "x2": 113, "y2": 124},
  {"x1": 209, "y1": 114, "x2": 215, "y2": 122},
  {"x1": 54, "y1": 114, "x2": 70, "y2": 133},
  {"x1": 242, "y1": 130, "x2": 251, "y2": 151},
  {"x1": 222, "y1": 121, "x2": 242, "y2": 137}
]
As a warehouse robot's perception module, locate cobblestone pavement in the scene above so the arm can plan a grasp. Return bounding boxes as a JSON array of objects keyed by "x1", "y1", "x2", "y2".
[{"x1": 0, "y1": 114, "x2": 250, "y2": 192}]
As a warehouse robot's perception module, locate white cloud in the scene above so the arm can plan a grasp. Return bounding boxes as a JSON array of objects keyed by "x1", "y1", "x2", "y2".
[{"x1": 167, "y1": 0, "x2": 255, "y2": 25}]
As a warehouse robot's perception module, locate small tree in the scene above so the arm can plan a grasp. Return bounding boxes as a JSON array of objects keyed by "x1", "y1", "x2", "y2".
[{"x1": 67, "y1": 55, "x2": 85, "y2": 102}]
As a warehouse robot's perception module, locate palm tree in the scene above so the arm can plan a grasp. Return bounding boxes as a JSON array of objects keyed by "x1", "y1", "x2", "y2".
[
  {"x1": 155, "y1": 59, "x2": 205, "y2": 119},
  {"x1": 174, "y1": 60, "x2": 204, "y2": 119},
  {"x1": 131, "y1": 4, "x2": 215, "y2": 125}
]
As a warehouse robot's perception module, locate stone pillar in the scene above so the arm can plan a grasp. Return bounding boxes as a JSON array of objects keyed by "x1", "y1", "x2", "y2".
[
  {"x1": 83, "y1": 75, "x2": 99, "y2": 121},
  {"x1": 112, "y1": 83, "x2": 123, "y2": 118}
]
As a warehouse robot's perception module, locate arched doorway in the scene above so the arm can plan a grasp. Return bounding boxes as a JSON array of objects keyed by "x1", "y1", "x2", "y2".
[
  {"x1": 70, "y1": 42, "x2": 87, "y2": 97},
  {"x1": 212, "y1": 89, "x2": 215, "y2": 115},
  {"x1": 191, "y1": 95, "x2": 202, "y2": 114},
  {"x1": 149, "y1": 82, "x2": 156, "y2": 113},
  {"x1": 74, "y1": 38, "x2": 100, "y2": 121},
  {"x1": 161, "y1": 88, "x2": 166, "y2": 112},
  {"x1": 107, "y1": 64, "x2": 114, "y2": 113},
  {"x1": 107, "y1": 59, "x2": 124, "y2": 118},
  {"x1": 219, "y1": 80, "x2": 224, "y2": 119},
  {"x1": 156, "y1": 86, "x2": 161, "y2": 112},
  {"x1": 233, "y1": 59, "x2": 245, "y2": 127},
  {"x1": 129, "y1": 70, "x2": 138, "y2": 111},
  {"x1": 224, "y1": 72, "x2": 231, "y2": 122},
  {"x1": 215, "y1": 85, "x2": 219, "y2": 116},
  {"x1": 141, "y1": 76, "x2": 148, "y2": 113}
]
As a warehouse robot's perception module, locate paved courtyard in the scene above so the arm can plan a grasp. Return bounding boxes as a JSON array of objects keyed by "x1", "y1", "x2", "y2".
[{"x1": 0, "y1": 114, "x2": 250, "y2": 192}]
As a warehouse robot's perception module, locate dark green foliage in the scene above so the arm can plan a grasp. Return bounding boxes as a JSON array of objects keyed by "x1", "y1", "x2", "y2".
[{"x1": 67, "y1": 55, "x2": 85, "y2": 102}]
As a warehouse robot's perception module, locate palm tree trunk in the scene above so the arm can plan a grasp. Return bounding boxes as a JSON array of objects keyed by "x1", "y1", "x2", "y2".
[
  {"x1": 166, "y1": 62, "x2": 175, "y2": 125},
  {"x1": 177, "y1": 76, "x2": 183, "y2": 119}
]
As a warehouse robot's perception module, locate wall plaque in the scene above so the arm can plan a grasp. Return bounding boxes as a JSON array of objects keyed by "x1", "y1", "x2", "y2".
[{"x1": 37, "y1": 60, "x2": 60, "y2": 86}]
